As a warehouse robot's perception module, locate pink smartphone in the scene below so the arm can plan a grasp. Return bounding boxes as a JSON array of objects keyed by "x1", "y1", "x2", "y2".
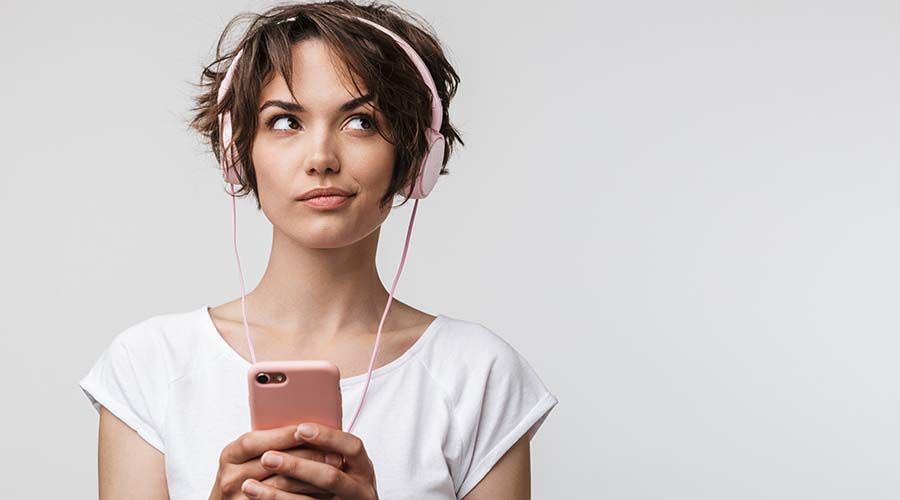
[{"x1": 247, "y1": 360, "x2": 343, "y2": 431}]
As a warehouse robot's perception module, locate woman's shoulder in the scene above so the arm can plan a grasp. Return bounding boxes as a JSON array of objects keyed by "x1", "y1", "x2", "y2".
[
  {"x1": 428, "y1": 313, "x2": 517, "y2": 356},
  {"x1": 78, "y1": 305, "x2": 213, "y2": 453},
  {"x1": 422, "y1": 314, "x2": 551, "y2": 398},
  {"x1": 423, "y1": 313, "x2": 558, "y2": 496},
  {"x1": 104, "y1": 305, "x2": 218, "y2": 382}
]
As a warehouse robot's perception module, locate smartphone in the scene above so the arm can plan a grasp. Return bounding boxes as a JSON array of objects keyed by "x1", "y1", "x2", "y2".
[{"x1": 247, "y1": 360, "x2": 343, "y2": 431}]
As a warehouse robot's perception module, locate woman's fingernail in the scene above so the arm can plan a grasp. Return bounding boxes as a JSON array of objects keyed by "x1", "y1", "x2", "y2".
[
  {"x1": 326, "y1": 453, "x2": 343, "y2": 467},
  {"x1": 261, "y1": 452, "x2": 283, "y2": 468},
  {"x1": 242, "y1": 479, "x2": 262, "y2": 498},
  {"x1": 297, "y1": 423, "x2": 317, "y2": 438}
]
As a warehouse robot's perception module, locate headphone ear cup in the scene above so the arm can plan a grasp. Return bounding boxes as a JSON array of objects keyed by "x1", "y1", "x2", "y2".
[
  {"x1": 405, "y1": 130, "x2": 445, "y2": 199},
  {"x1": 220, "y1": 111, "x2": 243, "y2": 185},
  {"x1": 223, "y1": 154, "x2": 242, "y2": 185}
]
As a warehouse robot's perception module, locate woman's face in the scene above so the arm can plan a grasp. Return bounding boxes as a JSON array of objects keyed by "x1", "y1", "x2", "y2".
[{"x1": 252, "y1": 38, "x2": 396, "y2": 248}]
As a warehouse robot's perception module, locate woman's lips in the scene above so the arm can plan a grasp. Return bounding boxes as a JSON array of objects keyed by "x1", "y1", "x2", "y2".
[{"x1": 302, "y1": 194, "x2": 354, "y2": 210}]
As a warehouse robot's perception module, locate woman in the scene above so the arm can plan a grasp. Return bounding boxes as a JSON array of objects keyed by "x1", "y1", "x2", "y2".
[{"x1": 79, "y1": 1, "x2": 558, "y2": 499}]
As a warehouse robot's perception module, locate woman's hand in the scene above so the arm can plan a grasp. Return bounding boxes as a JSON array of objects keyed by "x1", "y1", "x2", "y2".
[
  {"x1": 240, "y1": 423, "x2": 379, "y2": 500},
  {"x1": 209, "y1": 424, "x2": 346, "y2": 499}
]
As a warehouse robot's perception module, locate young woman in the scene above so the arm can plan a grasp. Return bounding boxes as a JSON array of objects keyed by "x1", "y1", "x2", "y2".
[{"x1": 79, "y1": 2, "x2": 558, "y2": 499}]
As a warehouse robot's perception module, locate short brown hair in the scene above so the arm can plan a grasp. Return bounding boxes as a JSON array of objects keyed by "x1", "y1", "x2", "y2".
[{"x1": 187, "y1": 0, "x2": 464, "y2": 209}]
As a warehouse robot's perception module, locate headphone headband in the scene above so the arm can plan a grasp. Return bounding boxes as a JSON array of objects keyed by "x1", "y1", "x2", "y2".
[{"x1": 352, "y1": 17, "x2": 442, "y2": 133}]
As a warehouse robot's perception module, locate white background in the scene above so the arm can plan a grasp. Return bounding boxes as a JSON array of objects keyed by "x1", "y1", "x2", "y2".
[{"x1": 1, "y1": 0, "x2": 898, "y2": 498}]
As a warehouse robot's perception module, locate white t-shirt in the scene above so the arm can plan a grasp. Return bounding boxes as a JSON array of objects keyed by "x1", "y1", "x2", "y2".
[{"x1": 78, "y1": 305, "x2": 559, "y2": 500}]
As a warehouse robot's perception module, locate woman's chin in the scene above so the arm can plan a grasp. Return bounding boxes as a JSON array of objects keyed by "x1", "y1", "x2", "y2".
[{"x1": 281, "y1": 226, "x2": 371, "y2": 249}]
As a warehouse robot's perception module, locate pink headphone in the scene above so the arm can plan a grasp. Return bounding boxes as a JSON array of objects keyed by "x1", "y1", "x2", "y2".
[
  {"x1": 215, "y1": 15, "x2": 447, "y2": 434},
  {"x1": 217, "y1": 16, "x2": 445, "y2": 198}
]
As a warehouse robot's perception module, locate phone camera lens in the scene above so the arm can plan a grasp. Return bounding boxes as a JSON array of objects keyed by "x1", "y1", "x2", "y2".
[{"x1": 256, "y1": 373, "x2": 271, "y2": 384}]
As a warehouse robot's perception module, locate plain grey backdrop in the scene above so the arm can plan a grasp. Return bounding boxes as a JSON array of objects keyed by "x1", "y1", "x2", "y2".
[{"x1": 1, "y1": 0, "x2": 898, "y2": 498}]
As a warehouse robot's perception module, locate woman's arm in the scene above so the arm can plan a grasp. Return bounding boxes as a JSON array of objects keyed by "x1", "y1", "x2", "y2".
[
  {"x1": 461, "y1": 433, "x2": 532, "y2": 500},
  {"x1": 98, "y1": 406, "x2": 169, "y2": 500}
]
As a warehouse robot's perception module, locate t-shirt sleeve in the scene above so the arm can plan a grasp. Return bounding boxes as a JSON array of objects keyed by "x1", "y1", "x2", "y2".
[
  {"x1": 78, "y1": 321, "x2": 168, "y2": 453},
  {"x1": 451, "y1": 326, "x2": 559, "y2": 499}
]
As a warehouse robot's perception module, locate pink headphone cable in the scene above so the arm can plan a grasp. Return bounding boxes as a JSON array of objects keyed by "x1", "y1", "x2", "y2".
[
  {"x1": 226, "y1": 182, "x2": 420, "y2": 434},
  {"x1": 215, "y1": 14, "x2": 443, "y2": 435}
]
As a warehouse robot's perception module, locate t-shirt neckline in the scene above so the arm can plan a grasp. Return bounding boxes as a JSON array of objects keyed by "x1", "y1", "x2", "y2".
[{"x1": 199, "y1": 305, "x2": 445, "y2": 388}]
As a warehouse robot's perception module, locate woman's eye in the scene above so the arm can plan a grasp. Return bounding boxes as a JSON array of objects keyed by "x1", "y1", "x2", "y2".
[
  {"x1": 346, "y1": 114, "x2": 375, "y2": 131},
  {"x1": 269, "y1": 115, "x2": 300, "y2": 131},
  {"x1": 265, "y1": 114, "x2": 374, "y2": 133}
]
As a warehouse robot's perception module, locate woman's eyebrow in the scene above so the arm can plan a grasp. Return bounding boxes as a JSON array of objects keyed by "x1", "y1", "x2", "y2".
[{"x1": 258, "y1": 94, "x2": 373, "y2": 114}]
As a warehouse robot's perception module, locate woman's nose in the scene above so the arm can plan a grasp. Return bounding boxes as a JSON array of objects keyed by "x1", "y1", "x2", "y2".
[{"x1": 304, "y1": 130, "x2": 340, "y2": 176}]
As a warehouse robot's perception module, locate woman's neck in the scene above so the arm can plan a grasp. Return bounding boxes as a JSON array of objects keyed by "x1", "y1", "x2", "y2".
[{"x1": 240, "y1": 224, "x2": 398, "y2": 343}]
